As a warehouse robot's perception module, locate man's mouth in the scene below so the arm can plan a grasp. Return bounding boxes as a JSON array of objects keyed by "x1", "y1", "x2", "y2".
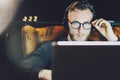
[{"x1": 77, "y1": 34, "x2": 83, "y2": 37}]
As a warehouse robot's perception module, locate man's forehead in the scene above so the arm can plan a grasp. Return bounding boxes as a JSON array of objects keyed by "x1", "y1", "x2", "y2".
[{"x1": 68, "y1": 9, "x2": 93, "y2": 21}]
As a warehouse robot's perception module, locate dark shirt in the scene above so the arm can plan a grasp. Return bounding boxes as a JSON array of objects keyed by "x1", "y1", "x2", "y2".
[
  {"x1": 20, "y1": 41, "x2": 54, "y2": 71},
  {"x1": 20, "y1": 36, "x2": 67, "y2": 79}
]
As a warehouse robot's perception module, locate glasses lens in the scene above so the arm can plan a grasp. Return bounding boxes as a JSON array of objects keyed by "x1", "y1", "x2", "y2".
[
  {"x1": 83, "y1": 22, "x2": 92, "y2": 29},
  {"x1": 71, "y1": 21, "x2": 80, "y2": 29}
]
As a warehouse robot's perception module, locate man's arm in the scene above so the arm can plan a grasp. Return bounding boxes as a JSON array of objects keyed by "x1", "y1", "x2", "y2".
[{"x1": 20, "y1": 41, "x2": 53, "y2": 80}]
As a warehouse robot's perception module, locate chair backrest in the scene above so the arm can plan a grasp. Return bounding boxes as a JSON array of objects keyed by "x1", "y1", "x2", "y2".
[
  {"x1": 21, "y1": 25, "x2": 66, "y2": 56},
  {"x1": 21, "y1": 25, "x2": 120, "y2": 56}
]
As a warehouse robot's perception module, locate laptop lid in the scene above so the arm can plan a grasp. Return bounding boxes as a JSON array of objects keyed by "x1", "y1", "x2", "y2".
[{"x1": 52, "y1": 41, "x2": 120, "y2": 80}]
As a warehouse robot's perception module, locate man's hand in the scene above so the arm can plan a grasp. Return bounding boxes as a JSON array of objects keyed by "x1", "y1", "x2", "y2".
[
  {"x1": 38, "y1": 69, "x2": 52, "y2": 80},
  {"x1": 92, "y1": 18, "x2": 118, "y2": 41}
]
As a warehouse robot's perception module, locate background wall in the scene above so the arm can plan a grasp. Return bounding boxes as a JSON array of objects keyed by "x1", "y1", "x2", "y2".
[{"x1": 18, "y1": 0, "x2": 120, "y2": 22}]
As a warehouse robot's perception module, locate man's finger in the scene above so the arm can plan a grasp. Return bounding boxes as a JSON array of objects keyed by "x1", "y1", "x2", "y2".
[
  {"x1": 92, "y1": 19, "x2": 98, "y2": 25},
  {"x1": 94, "y1": 18, "x2": 103, "y2": 27}
]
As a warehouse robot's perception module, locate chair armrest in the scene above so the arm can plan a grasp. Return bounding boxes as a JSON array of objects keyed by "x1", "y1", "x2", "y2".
[{"x1": 21, "y1": 25, "x2": 38, "y2": 56}]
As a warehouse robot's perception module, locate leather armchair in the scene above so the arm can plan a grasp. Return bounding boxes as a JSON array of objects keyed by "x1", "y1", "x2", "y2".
[{"x1": 21, "y1": 25, "x2": 66, "y2": 56}]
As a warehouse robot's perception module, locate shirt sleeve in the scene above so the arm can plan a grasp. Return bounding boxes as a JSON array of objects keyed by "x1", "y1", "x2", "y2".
[{"x1": 19, "y1": 41, "x2": 54, "y2": 77}]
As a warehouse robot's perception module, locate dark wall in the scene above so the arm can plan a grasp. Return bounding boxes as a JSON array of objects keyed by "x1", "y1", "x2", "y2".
[{"x1": 18, "y1": 0, "x2": 120, "y2": 22}]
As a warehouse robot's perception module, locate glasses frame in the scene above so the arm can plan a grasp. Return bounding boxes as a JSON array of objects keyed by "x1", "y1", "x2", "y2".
[{"x1": 68, "y1": 19, "x2": 92, "y2": 30}]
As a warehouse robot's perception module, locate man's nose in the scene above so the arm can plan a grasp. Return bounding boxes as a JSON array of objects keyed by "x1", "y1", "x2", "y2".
[{"x1": 78, "y1": 24, "x2": 83, "y2": 32}]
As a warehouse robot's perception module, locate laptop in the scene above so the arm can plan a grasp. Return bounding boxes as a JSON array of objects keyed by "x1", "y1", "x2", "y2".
[{"x1": 52, "y1": 41, "x2": 120, "y2": 80}]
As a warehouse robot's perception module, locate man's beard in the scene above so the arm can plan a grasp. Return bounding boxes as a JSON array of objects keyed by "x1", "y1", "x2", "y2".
[{"x1": 68, "y1": 33, "x2": 90, "y2": 41}]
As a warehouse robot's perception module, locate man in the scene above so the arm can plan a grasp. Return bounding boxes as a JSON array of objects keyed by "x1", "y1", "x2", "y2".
[
  {"x1": 0, "y1": 0, "x2": 21, "y2": 80},
  {"x1": 20, "y1": 0, "x2": 118, "y2": 80}
]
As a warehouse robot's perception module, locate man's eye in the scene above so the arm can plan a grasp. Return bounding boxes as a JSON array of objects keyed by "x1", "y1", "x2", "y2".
[
  {"x1": 72, "y1": 22, "x2": 80, "y2": 28},
  {"x1": 84, "y1": 22, "x2": 91, "y2": 26}
]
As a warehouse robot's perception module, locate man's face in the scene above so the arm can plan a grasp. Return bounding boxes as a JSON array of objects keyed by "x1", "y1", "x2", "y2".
[
  {"x1": 0, "y1": 0, "x2": 20, "y2": 34},
  {"x1": 68, "y1": 8, "x2": 93, "y2": 41}
]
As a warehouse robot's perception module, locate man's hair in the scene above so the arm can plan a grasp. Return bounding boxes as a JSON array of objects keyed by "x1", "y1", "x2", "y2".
[
  {"x1": 62, "y1": 0, "x2": 96, "y2": 30},
  {"x1": 68, "y1": 0, "x2": 95, "y2": 15}
]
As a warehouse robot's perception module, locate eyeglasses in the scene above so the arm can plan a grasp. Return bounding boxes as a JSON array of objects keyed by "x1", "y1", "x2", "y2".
[{"x1": 69, "y1": 20, "x2": 92, "y2": 30}]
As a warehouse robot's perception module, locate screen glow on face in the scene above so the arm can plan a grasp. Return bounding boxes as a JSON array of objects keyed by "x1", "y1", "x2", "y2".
[{"x1": 67, "y1": 9, "x2": 93, "y2": 41}]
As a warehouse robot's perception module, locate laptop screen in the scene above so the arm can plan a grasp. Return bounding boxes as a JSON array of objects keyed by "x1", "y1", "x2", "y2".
[{"x1": 52, "y1": 41, "x2": 120, "y2": 80}]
